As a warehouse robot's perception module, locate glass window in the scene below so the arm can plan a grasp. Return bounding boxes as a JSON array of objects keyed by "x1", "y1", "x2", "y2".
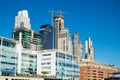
[
  {"x1": 0, "y1": 40, "x2": 1, "y2": 45},
  {"x1": 42, "y1": 54, "x2": 51, "y2": 56}
]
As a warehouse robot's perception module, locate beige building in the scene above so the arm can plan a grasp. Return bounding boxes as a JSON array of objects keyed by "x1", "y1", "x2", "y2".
[
  {"x1": 80, "y1": 59, "x2": 118, "y2": 80},
  {"x1": 54, "y1": 16, "x2": 73, "y2": 55}
]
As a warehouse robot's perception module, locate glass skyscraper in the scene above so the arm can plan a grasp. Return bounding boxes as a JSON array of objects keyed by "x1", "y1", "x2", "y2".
[{"x1": 39, "y1": 24, "x2": 53, "y2": 49}]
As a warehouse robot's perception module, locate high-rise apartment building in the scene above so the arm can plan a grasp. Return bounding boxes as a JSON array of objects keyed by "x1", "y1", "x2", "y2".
[
  {"x1": 39, "y1": 24, "x2": 53, "y2": 49},
  {"x1": 72, "y1": 32, "x2": 83, "y2": 63},
  {"x1": 12, "y1": 10, "x2": 43, "y2": 51},
  {"x1": 54, "y1": 15, "x2": 72, "y2": 54},
  {"x1": 85, "y1": 37, "x2": 94, "y2": 61}
]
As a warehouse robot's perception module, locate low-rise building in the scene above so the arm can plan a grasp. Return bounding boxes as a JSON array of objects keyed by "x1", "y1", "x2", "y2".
[
  {"x1": 0, "y1": 36, "x2": 80, "y2": 80},
  {"x1": 0, "y1": 37, "x2": 18, "y2": 76},
  {"x1": 80, "y1": 59, "x2": 118, "y2": 80},
  {"x1": 37, "y1": 49, "x2": 80, "y2": 80}
]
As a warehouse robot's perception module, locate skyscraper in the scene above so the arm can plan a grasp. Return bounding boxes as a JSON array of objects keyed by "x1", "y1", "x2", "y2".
[
  {"x1": 72, "y1": 32, "x2": 83, "y2": 63},
  {"x1": 12, "y1": 10, "x2": 43, "y2": 51},
  {"x1": 39, "y1": 24, "x2": 53, "y2": 49},
  {"x1": 54, "y1": 15, "x2": 72, "y2": 54},
  {"x1": 85, "y1": 37, "x2": 94, "y2": 61}
]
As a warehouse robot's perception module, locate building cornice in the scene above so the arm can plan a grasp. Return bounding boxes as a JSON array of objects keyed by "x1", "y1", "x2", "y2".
[{"x1": 80, "y1": 59, "x2": 118, "y2": 71}]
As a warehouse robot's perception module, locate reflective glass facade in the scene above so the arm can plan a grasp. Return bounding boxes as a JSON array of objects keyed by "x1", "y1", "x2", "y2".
[
  {"x1": 56, "y1": 52, "x2": 80, "y2": 80},
  {"x1": 39, "y1": 24, "x2": 53, "y2": 49},
  {"x1": 37, "y1": 50, "x2": 80, "y2": 80}
]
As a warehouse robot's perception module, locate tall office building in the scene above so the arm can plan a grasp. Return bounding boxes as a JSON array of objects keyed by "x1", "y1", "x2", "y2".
[
  {"x1": 85, "y1": 37, "x2": 95, "y2": 61},
  {"x1": 39, "y1": 24, "x2": 53, "y2": 49},
  {"x1": 54, "y1": 15, "x2": 72, "y2": 54},
  {"x1": 12, "y1": 10, "x2": 43, "y2": 51},
  {"x1": 72, "y1": 32, "x2": 83, "y2": 63}
]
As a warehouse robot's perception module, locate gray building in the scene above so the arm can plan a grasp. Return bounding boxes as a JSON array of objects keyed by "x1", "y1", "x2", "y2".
[{"x1": 72, "y1": 32, "x2": 83, "y2": 63}]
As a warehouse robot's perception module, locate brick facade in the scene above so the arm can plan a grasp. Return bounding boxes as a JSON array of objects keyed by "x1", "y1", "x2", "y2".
[{"x1": 80, "y1": 59, "x2": 118, "y2": 80}]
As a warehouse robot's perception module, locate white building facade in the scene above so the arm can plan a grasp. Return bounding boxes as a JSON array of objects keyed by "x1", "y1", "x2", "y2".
[
  {"x1": 0, "y1": 37, "x2": 18, "y2": 76},
  {"x1": 15, "y1": 10, "x2": 31, "y2": 29},
  {"x1": 37, "y1": 50, "x2": 80, "y2": 80}
]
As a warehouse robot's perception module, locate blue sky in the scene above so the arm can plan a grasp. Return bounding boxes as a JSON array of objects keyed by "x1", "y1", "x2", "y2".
[{"x1": 0, "y1": 0, "x2": 120, "y2": 67}]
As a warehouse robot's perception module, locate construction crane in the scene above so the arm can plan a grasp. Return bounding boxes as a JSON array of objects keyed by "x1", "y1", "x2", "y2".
[
  {"x1": 56, "y1": 10, "x2": 68, "y2": 16},
  {"x1": 48, "y1": 9, "x2": 68, "y2": 25},
  {"x1": 49, "y1": 10, "x2": 68, "y2": 24}
]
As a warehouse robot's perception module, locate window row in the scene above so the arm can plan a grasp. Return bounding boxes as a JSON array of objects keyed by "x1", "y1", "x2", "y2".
[
  {"x1": 1, "y1": 61, "x2": 16, "y2": 65},
  {"x1": 0, "y1": 40, "x2": 15, "y2": 48}
]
